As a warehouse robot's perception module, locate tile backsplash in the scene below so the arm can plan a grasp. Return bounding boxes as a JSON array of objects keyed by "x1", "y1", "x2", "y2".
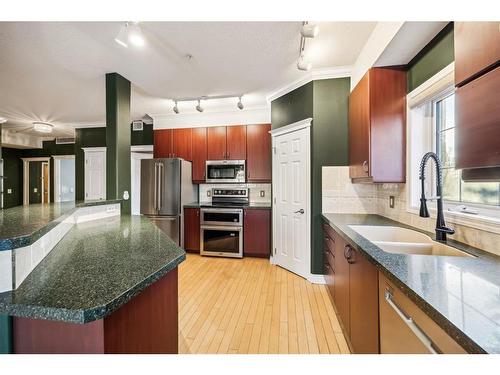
[
  {"x1": 199, "y1": 183, "x2": 272, "y2": 204},
  {"x1": 322, "y1": 166, "x2": 500, "y2": 257}
]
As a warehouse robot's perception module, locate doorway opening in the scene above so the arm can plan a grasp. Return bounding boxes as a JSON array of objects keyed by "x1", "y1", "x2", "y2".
[
  {"x1": 53, "y1": 155, "x2": 75, "y2": 202},
  {"x1": 22, "y1": 157, "x2": 51, "y2": 205}
]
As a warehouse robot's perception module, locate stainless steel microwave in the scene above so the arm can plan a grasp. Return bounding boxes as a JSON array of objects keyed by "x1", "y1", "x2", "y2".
[{"x1": 206, "y1": 160, "x2": 246, "y2": 183}]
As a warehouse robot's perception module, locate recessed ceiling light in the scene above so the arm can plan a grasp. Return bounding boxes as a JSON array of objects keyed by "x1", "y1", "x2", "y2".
[{"x1": 33, "y1": 122, "x2": 53, "y2": 133}]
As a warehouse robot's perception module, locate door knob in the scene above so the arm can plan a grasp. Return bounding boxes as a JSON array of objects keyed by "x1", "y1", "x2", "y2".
[{"x1": 294, "y1": 209, "x2": 305, "y2": 214}]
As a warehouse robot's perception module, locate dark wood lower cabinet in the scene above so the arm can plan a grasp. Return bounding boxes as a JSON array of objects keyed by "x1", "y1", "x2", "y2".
[
  {"x1": 324, "y1": 222, "x2": 380, "y2": 353},
  {"x1": 13, "y1": 269, "x2": 179, "y2": 354},
  {"x1": 243, "y1": 208, "x2": 271, "y2": 257},
  {"x1": 184, "y1": 208, "x2": 200, "y2": 253}
]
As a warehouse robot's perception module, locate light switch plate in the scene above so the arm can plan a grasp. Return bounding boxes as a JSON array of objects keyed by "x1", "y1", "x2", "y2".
[
  {"x1": 389, "y1": 196, "x2": 395, "y2": 208},
  {"x1": 34, "y1": 188, "x2": 38, "y2": 193},
  {"x1": 260, "y1": 190, "x2": 265, "y2": 197},
  {"x1": 7, "y1": 189, "x2": 11, "y2": 194}
]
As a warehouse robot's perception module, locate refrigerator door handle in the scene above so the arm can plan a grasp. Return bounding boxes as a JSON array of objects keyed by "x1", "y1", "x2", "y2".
[
  {"x1": 153, "y1": 162, "x2": 158, "y2": 211},
  {"x1": 158, "y1": 162, "x2": 164, "y2": 210}
]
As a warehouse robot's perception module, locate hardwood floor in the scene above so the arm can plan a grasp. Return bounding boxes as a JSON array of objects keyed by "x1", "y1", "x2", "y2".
[{"x1": 178, "y1": 254, "x2": 350, "y2": 354}]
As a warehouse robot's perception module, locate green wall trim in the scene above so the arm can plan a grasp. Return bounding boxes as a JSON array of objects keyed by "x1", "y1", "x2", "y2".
[
  {"x1": 105, "y1": 73, "x2": 131, "y2": 214},
  {"x1": 407, "y1": 23, "x2": 454, "y2": 92},
  {"x1": 271, "y1": 77, "x2": 350, "y2": 275},
  {"x1": 0, "y1": 315, "x2": 12, "y2": 354}
]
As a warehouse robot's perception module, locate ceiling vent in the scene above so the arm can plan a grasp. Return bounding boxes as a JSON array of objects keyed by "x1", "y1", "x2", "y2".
[
  {"x1": 55, "y1": 137, "x2": 75, "y2": 144},
  {"x1": 132, "y1": 120, "x2": 144, "y2": 131}
]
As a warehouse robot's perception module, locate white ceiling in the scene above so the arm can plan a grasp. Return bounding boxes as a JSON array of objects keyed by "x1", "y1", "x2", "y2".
[{"x1": 0, "y1": 21, "x2": 376, "y2": 137}]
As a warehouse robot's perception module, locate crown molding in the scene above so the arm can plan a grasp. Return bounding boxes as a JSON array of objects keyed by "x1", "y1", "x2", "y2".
[
  {"x1": 150, "y1": 106, "x2": 270, "y2": 130},
  {"x1": 266, "y1": 65, "x2": 352, "y2": 103}
]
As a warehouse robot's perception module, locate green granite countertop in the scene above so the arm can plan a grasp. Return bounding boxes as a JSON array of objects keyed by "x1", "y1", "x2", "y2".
[
  {"x1": 0, "y1": 200, "x2": 122, "y2": 251},
  {"x1": 322, "y1": 213, "x2": 500, "y2": 354},
  {"x1": 0, "y1": 215, "x2": 185, "y2": 323}
]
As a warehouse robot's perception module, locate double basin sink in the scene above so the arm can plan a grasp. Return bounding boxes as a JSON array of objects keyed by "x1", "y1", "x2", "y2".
[{"x1": 349, "y1": 225, "x2": 474, "y2": 258}]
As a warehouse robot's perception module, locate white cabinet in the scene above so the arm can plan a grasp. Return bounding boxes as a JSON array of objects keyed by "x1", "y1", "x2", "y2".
[{"x1": 82, "y1": 147, "x2": 106, "y2": 201}]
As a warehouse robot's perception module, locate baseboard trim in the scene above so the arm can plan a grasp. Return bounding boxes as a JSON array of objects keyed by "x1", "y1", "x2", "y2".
[{"x1": 307, "y1": 274, "x2": 327, "y2": 284}]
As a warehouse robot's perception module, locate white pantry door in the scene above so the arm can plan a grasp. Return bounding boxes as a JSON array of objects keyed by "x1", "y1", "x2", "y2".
[
  {"x1": 272, "y1": 122, "x2": 311, "y2": 279},
  {"x1": 84, "y1": 149, "x2": 106, "y2": 200}
]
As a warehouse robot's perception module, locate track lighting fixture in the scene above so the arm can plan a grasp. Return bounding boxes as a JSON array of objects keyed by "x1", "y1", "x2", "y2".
[
  {"x1": 297, "y1": 54, "x2": 312, "y2": 71},
  {"x1": 301, "y1": 23, "x2": 319, "y2": 38},
  {"x1": 114, "y1": 22, "x2": 145, "y2": 48},
  {"x1": 196, "y1": 100, "x2": 204, "y2": 113},
  {"x1": 173, "y1": 101, "x2": 179, "y2": 114},
  {"x1": 0, "y1": 117, "x2": 7, "y2": 124},
  {"x1": 237, "y1": 97, "x2": 244, "y2": 110},
  {"x1": 297, "y1": 21, "x2": 318, "y2": 71}
]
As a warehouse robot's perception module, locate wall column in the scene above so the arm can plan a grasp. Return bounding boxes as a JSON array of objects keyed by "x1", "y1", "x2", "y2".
[{"x1": 105, "y1": 73, "x2": 131, "y2": 214}]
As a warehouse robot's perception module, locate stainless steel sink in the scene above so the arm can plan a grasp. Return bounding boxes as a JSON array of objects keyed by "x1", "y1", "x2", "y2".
[{"x1": 349, "y1": 225, "x2": 474, "y2": 258}]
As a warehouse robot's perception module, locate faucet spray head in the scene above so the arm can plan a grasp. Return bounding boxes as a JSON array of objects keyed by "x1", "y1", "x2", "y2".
[{"x1": 419, "y1": 196, "x2": 430, "y2": 218}]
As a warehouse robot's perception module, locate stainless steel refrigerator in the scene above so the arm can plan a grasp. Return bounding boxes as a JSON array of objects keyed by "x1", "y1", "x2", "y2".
[{"x1": 140, "y1": 158, "x2": 198, "y2": 247}]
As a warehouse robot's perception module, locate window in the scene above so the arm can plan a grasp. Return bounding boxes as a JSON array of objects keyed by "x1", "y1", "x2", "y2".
[
  {"x1": 435, "y1": 93, "x2": 500, "y2": 208},
  {"x1": 407, "y1": 62, "x2": 500, "y2": 228}
]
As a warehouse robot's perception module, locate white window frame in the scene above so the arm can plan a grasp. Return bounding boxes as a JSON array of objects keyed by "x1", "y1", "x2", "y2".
[{"x1": 406, "y1": 62, "x2": 500, "y2": 234}]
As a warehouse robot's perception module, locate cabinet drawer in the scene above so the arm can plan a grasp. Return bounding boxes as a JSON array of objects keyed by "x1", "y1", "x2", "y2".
[
  {"x1": 324, "y1": 243, "x2": 335, "y2": 272},
  {"x1": 323, "y1": 223, "x2": 337, "y2": 242}
]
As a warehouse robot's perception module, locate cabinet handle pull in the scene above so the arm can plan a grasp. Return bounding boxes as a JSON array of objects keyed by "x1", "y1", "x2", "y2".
[{"x1": 384, "y1": 290, "x2": 440, "y2": 354}]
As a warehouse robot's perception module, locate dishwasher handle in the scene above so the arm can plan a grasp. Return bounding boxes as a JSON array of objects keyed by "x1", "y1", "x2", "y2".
[{"x1": 384, "y1": 290, "x2": 439, "y2": 354}]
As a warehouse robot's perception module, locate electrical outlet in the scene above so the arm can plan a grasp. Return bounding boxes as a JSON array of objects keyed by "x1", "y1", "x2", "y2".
[
  {"x1": 260, "y1": 190, "x2": 265, "y2": 197},
  {"x1": 389, "y1": 196, "x2": 395, "y2": 208},
  {"x1": 34, "y1": 188, "x2": 38, "y2": 193},
  {"x1": 207, "y1": 190, "x2": 211, "y2": 197},
  {"x1": 7, "y1": 189, "x2": 12, "y2": 194}
]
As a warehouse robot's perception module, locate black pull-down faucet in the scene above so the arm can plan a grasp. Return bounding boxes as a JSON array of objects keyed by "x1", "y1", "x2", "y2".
[{"x1": 419, "y1": 152, "x2": 455, "y2": 242}]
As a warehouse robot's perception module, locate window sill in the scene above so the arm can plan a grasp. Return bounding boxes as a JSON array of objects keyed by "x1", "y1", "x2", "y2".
[{"x1": 407, "y1": 206, "x2": 500, "y2": 235}]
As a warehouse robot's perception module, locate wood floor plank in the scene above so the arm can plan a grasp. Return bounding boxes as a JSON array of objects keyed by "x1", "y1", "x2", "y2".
[{"x1": 178, "y1": 255, "x2": 349, "y2": 355}]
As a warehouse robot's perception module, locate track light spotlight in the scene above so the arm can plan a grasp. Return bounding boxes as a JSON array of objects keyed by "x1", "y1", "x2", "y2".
[
  {"x1": 237, "y1": 97, "x2": 244, "y2": 110},
  {"x1": 115, "y1": 23, "x2": 129, "y2": 47},
  {"x1": 173, "y1": 101, "x2": 179, "y2": 114},
  {"x1": 128, "y1": 22, "x2": 145, "y2": 47},
  {"x1": 297, "y1": 55, "x2": 312, "y2": 71},
  {"x1": 196, "y1": 100, "x2": 204, "y2": 113},
  {"x1": 301, "y1": 23, "x2": 319, "y2": 38}
]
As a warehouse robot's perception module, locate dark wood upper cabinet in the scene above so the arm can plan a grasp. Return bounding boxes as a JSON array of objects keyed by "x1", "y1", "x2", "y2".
[
  {"x1": 183, "y1": 208, "x2": 200, "y2": 253},
  {"x1": 226, "y1": 125, "x2": 247, "y2": 160},
  {"x1": 456, "y1": 67, "x2": 500, "y2": 169},
  {"x1": 153, "y1": 129, "x2": 173, "y2": 158},
  {"x1": 349, "y1": 67, "x2": 406, "y2": 183},
  {"x1": 191, "y1": 127, "x2": 207, "y2": 182},
  {"x1": 243, "y1": 208, "x2": 271, "y2": 258},
  {"x1": 348, "y1": 246, "x2": 379, "y2": 354},
  {"x1": 246, "y1": 124, "x2": 271, "y2": 182},
  {"x1": 172, "y1": 128, "x2": 192, "y2": 161},
  {"x1": 454, "y1": 22, "x2": 500, "y2": 87},
  {"x1": 207, "y1": 126, "x2": 227, "y2": 160}
]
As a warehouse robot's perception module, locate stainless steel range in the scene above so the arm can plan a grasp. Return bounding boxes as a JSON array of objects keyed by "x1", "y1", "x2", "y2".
[{"x1": 200, "y1": 188, "x2": 249, "y2": 258}]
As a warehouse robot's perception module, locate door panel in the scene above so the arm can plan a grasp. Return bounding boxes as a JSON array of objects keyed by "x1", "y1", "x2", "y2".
[
  {"x1": 173, "y1": 128, "x2": 192, "y2": 161},
  {"x1": 149, "y1": 216, "x2": 180, "y2": 246},
  {"x1": 191, "y1": 127, "x2": 207, "y2": 182},
  {"x1": 334, "y1": 235, "x2": 350, "y2": 336},
  {"x1": 273, "y1": 127, "x2": 310, "y2": 278},
  {"x1": 243, "y1": 209, "x2": 271, "y2": 257},
  {"x1": 226, "y1": 125, "x2": 246, "y2": 160},
  {"x1": 207, "y1": 126, "x2": 227, "y2": 160},
  {"x1": 157, "y1": 159, "x2": 181, "y2": 216},
  {"x1": 247, "y1": 124, "x2": 271, "y2": 182},
  {"x1": 29, "y1": 161, "x2": 42, "y2": 204},
  {"x1": 349, "y1": 72, "x2": 370, "y2": 179},
  {"x1": 85, "y1": 151, "x2": 105, "y2": 200}
]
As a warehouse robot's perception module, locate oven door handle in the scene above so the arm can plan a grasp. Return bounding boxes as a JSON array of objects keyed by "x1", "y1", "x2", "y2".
[{"x1": 201, "y1": 225, "x2": 243, "y2": 231}]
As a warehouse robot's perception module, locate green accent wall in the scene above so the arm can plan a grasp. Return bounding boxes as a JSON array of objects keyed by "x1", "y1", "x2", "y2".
[
  {"x1": 105, "y1": 73, "x2": 131, "y2": 214},
  {"x1": 271, "y1": 77, "x2": 350, "y2": 275},
  {"x1": 407, "y1": 23, "x2": 454, "y2": 92},
  {"x1": 75, "y1": 127, "x2": 107, "y2": 201},
  {"x1": 131, "y1": 123, "x2": 153, "y2": 145},
  {"x1": 2, "y1": 147, "x2": 24, "y2": 208}
]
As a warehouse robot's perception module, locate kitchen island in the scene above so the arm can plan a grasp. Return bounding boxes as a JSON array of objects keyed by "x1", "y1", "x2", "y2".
[{"x1": 0, "y1": 202, "x2": 184, "y2": 354}]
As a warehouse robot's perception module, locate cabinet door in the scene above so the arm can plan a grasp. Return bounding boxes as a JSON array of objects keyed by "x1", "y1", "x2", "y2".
[
  {"x1": 247, "y1": 124, "x2": 271, "y2": 182},
  {"x1": 455, "y1": 22, "x2": 500, "y2": 86},
  {"x1": 348, "y1": 246, "x2": 379, "y2": 354},
  {"x1": 191, "y1": 127, "x2": 207, "y2": 183},
  {"x1": 184, "y1": 208, "x2": 200, "y2": 252},
  {"x1": 226, "y1": 125, "x2": 247, "y2": 160},
  {"x1": 333, "y1": 234, "x2": 350, "y2": 336},
  {"x1": 154, "y1": 129, "x2": 173, "y2": 158},
  {"x1": 348, "y1": 72, "x2": 370, "y2": 179},
  {"x1": 172, "y1": 128, "x2": 192, "y2": 161},
  {"x1": 207, "y1": 126, "x2": 227, "y2": 160},
  {"x1": 243, "y1": 209, "x2": 271, "y2": 257},
  {"x1": 456, "y1": 67, "x2": 500, "y2": 169}
]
